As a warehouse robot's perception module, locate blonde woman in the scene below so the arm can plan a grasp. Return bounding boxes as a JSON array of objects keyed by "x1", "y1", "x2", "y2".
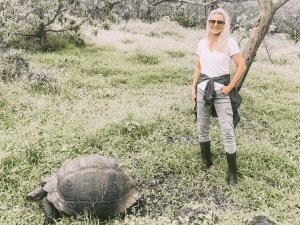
[{"x1": 192, "y1": 8, "x2": 246, "y2": 185}]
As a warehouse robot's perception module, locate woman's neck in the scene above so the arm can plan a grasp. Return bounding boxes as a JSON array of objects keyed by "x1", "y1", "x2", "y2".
[
  {"x1": 210, "y1": 33, "x2": 220, "y2": 41},
  {"x1": 209, "y1": 35, "x2": 219, "y2": 50}
]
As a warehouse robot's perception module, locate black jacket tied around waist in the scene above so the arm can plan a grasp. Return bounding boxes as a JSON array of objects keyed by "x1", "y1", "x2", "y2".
[{"x1": 197, "y1": 73, "x2": 242, "y2": 127}]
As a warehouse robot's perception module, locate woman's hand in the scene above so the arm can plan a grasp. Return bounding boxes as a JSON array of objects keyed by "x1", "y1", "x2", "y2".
[
  {"x1": 220, "y1": 85, "x2": 232, "y2": 95},
  {"x1": 192, "y1": 88, "x2": 196, "y2": 105}
]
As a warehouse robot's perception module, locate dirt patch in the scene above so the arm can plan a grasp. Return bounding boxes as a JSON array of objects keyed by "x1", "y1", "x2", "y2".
[
  {"x1": 248, "y1": 215, "x2": 276, "y2": 225},
  {"x1": 131, "y1": 166, "x2": 234, "y2": 223}
]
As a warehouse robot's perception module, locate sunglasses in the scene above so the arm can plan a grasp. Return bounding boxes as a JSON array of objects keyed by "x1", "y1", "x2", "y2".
[{"x1": 209, "y1": 20, "x2": 225, "y2": 25}]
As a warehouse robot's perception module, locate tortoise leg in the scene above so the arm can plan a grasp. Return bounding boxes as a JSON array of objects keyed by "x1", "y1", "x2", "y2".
[{"x1": 40, "y1": 197, "x2": 60, "y2": 224}]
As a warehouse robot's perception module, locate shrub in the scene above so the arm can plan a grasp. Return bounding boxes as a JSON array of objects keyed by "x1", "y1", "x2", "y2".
[
  {"x1": 166, "y1": 50, "x2": 186, "y2": 58},
  {"x1": 0, "y1": 47, "x2": 56, "y2": 95},
  {"x1": 129, "y1": 50, "x2": 161, "y2": 65},
  {"x1": 7, "y1": 32, "x2": 85, "y2": 52},
  {"x1": 0, "y1": 48, "x2": 29, "y2": 82}
]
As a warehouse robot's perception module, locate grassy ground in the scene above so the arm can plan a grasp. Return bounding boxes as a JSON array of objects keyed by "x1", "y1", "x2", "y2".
[{"x1": 0, "y1": 20, "x2": 299, "y2": 225}]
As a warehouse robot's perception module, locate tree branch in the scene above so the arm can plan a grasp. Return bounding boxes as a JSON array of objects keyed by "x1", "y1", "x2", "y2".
[
  {"x1": 178, "y1": 0, "x2": 219, "y2": 6},
  {"x1": 179, "y1": 0, "x2": 256, "y2": 4},
  {"x1": 45, "y1": 20, "x2": 87, "y2": 33},
  {"x1": 273, "y1": 0, "x2": 290, "y2": 9},
  {"x1": 153, "y1": 0, "x2": 177, "y2": 7}
]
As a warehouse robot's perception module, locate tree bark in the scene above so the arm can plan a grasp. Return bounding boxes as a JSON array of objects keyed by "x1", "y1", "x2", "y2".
[{"x1": 236, "y1": 0, "x2": 290, "y2": 91}]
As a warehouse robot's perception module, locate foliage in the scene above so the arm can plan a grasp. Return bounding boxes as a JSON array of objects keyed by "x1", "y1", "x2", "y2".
[
  {"x1": 0, "y1": 0, "x2": 298, "y2": 52},
  {"x1": 225, "y1": 1, "x2": 259, "y2": 32},
  {"x1": 274, "y1": 0, "x2": 299, "y2": 41},
  {"x1": 0, "y1": 0, "x2": 119, "y2": 49}
]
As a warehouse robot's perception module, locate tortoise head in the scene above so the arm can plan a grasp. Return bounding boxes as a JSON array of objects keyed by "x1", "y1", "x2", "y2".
[{"x1": 26, "y1": 186, "x2": 47, "y2": 201}]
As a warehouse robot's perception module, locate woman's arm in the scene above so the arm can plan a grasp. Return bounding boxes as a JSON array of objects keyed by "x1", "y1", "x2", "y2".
[
  {"x1": 220, "y1": 52, "x2": 246, "y2": 95},
  {"x1": 192, "y1": 56, "x2": 201, "y2": 104}
]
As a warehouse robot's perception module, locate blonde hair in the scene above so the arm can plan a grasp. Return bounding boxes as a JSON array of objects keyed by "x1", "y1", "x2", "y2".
[{"x1": 206, "y1": 8, "x2": 231, "y2": 52}]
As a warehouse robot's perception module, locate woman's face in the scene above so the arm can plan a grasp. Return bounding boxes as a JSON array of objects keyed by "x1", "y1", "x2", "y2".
[{"x1": 209, "y1": 13, "x2": 225, "y2": 35}]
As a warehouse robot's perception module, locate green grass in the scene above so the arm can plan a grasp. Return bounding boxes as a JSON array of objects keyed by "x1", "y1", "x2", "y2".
[{"x1": 0, "y1": 20, "x2": 299, "y2": 225}]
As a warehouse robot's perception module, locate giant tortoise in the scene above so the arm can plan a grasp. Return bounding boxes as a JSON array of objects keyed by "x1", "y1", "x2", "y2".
[{"x1": 26, "y1": 155, "x2": 140, "y2": 223}]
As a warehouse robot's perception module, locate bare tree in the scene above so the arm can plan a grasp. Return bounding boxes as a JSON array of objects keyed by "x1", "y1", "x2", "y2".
[{"x1": 236, "y1": 0, "x2": 290, "y2": 91}]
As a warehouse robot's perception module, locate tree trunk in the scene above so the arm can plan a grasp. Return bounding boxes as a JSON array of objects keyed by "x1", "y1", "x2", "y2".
[
  {"x1": 236, "y1": 0, "x2": 290, "y2": 91},
  {"x1": 37, "y1": 22, "x2": 47, "y2": 43}
]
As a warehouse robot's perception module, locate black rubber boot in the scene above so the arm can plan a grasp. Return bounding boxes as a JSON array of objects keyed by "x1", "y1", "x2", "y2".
[
  {"x1": 226, "y1": 152, "x2": 238, "y2": 185},
  {"x1": 200, "y1": 141, "x2": 213, "y2": 170}
]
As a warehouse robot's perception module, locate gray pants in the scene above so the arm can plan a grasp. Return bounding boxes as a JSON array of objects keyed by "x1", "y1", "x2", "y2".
[{"x1": 196, "y1": 89, "x2": 236, "y2": 154}]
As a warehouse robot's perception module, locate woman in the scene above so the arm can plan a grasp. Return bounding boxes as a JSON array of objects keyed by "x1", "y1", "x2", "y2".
[{"x1": 192, "y1": 8, "x2": 246, "y2": 185}]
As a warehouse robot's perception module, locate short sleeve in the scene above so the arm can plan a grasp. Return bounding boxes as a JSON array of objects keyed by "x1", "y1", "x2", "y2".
[
  {"x1": 228, "y1": 37, "x2": 240, "y2": 56},
  {"x1": 196, "y1": 39, "x2": 206, "y2": 55},
  {"x1": 196, "y1": 41, "x2": 201, "y2": 55}
]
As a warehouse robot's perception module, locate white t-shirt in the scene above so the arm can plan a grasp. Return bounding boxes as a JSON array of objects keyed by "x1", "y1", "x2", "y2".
[{"x1": 196, "y1": 37, "x2": 240, "y2": 91}]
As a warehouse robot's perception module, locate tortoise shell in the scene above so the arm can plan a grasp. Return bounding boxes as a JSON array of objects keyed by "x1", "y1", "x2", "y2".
[{"x1": 43, "y1": 155, "x2": 139, "y2": 217}]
